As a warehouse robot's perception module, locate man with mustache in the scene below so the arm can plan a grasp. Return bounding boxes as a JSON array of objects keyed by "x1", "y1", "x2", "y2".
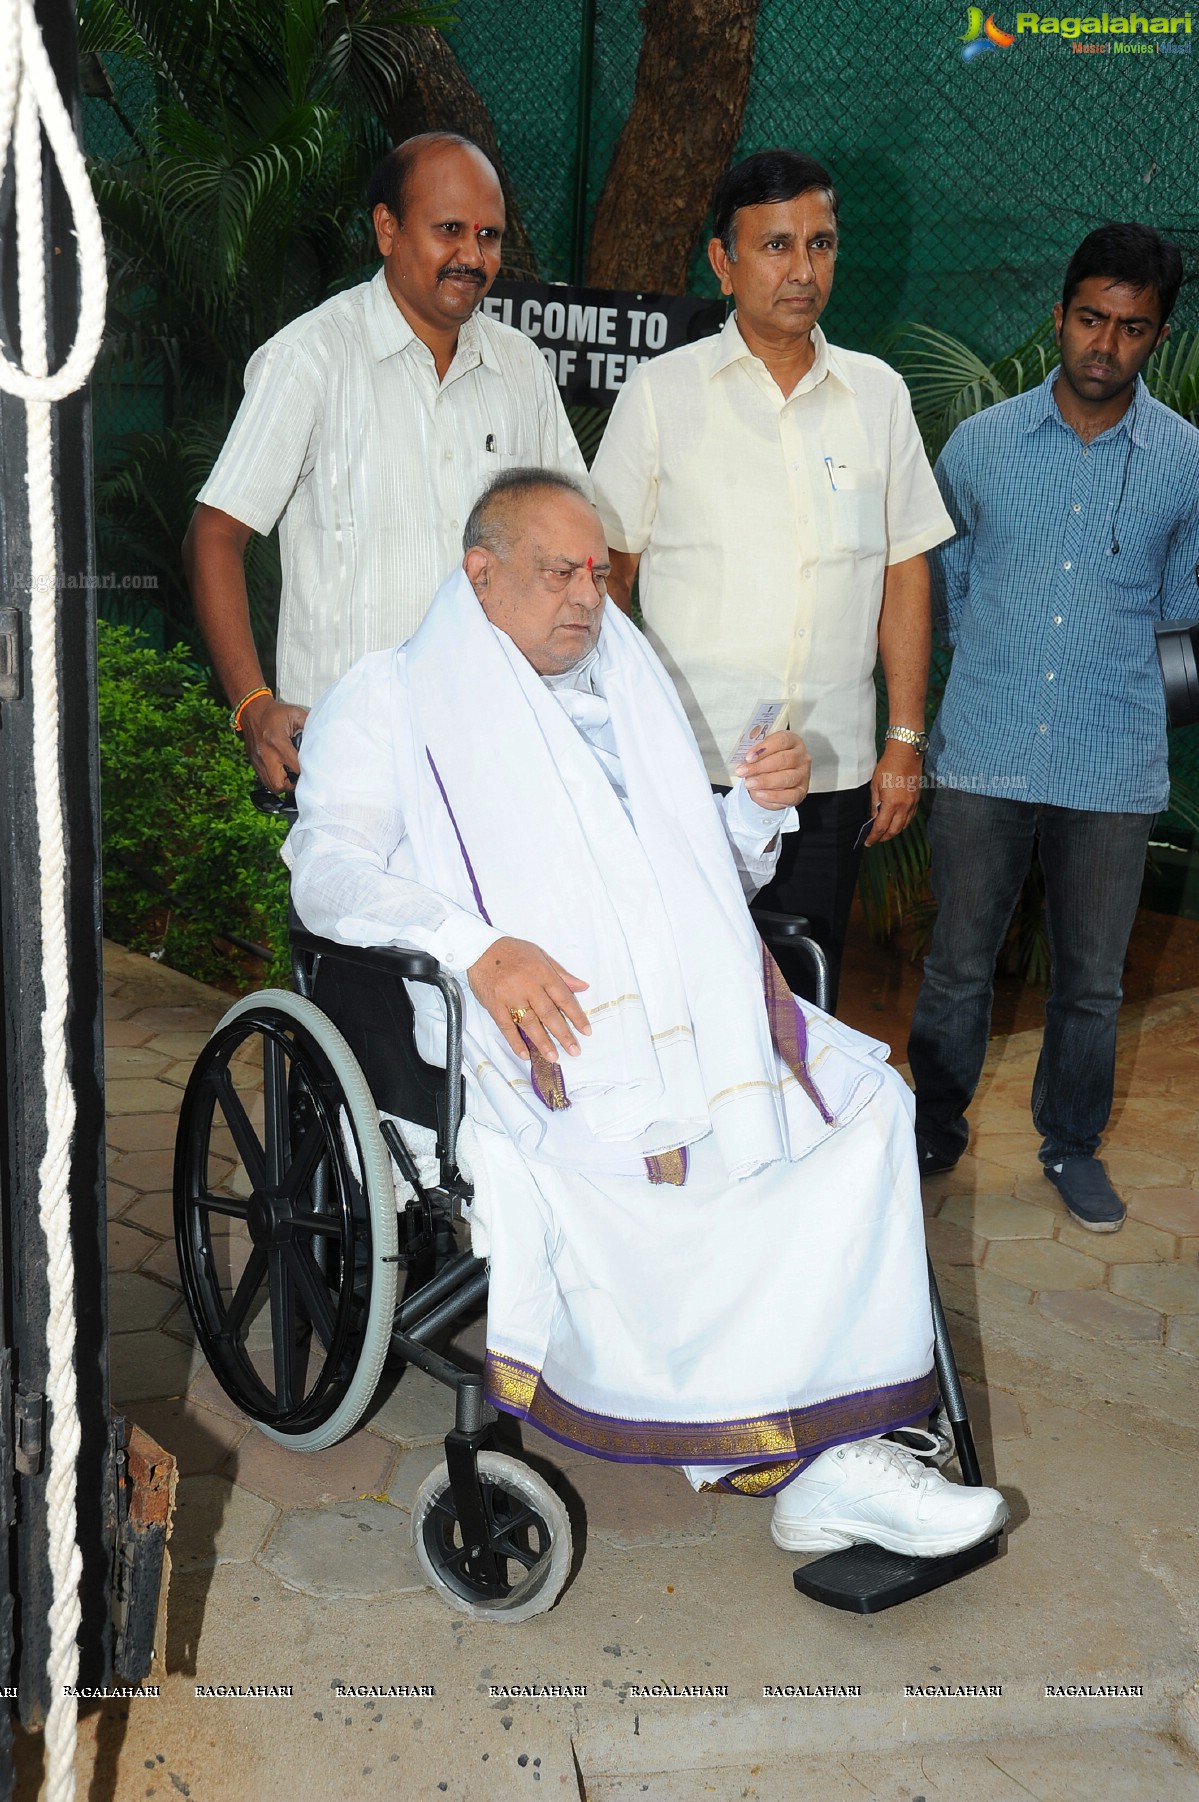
[
  {"x1": 908, "y1": 223, "x2": 1199, "y2": 1232},
  {"x1": 592, "y1": 149, "x2": 952, "y2": 1012},
  {"x1": 185, "y1": 133, "x2": 588, "y2": 793}
]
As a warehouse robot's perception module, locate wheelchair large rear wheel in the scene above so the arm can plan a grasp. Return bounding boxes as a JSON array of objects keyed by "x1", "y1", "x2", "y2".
[
  {"x1": 412, "y1": 1452, "x2": 572, "y2": 1623},
  {"x1": 174, "y1": 991, "x2": 398, "y2": 1450}
]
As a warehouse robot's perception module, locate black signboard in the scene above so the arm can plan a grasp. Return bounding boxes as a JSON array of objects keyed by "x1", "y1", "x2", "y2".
[{"x1": 480, "y1": 281, "x2": 725, "y2": 408}]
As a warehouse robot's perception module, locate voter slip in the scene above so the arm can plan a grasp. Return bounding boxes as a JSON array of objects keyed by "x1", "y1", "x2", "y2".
[{"x1": 728, "y1": 699, "x2": 788, "y2": 777}]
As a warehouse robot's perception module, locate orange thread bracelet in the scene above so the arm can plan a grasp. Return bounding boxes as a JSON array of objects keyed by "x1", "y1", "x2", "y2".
[{"x1": 231, "y1": 685, "x2": 271, "y2": 732}]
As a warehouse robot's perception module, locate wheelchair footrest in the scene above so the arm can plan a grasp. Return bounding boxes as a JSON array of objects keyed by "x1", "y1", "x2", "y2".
[{"x1": 792, "y1": 1531, "x2": 1003, "y2": 1614}]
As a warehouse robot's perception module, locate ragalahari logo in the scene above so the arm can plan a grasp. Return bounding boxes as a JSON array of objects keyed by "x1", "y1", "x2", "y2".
[{"x1": 961, "y1": 6, "x2": 1017, "y2": 56}]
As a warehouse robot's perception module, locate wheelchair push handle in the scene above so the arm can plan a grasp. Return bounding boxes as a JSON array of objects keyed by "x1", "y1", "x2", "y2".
[{"x1": 250, "y1": 728, "x2": 303, "y2": 820}]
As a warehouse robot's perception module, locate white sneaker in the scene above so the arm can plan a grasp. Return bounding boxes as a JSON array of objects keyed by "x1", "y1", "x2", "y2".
[
  {"x1": 889, "y1": 1414, "x2": 955, "y2": 1470},
  {"x1": 771, "y1": 1435, "x2": 1008, "y2": 1558}
]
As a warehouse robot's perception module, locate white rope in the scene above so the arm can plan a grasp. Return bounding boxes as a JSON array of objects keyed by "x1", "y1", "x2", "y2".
[{"x1": 0, "y1": 0, "x2": 108, "y2": 1797}]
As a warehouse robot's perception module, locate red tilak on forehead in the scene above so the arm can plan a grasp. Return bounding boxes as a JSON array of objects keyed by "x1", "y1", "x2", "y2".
[
  {"x1": 473, "y1": 222, "x2": 481, "y2": 233},
  {"x1": 587, "y1": 555, "x2": 593, "y2": 569}
]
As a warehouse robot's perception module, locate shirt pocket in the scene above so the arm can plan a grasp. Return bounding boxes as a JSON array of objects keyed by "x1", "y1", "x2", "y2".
[
  {"x1": 482, "y1": 427, "x2": 533, "y2": 471},
  {"x1": 826, "y1": 464, "x2": 887, "y2": 556},
  {"x1": 1104, "y1": 517, "x2": 1174, "y2": 607}
]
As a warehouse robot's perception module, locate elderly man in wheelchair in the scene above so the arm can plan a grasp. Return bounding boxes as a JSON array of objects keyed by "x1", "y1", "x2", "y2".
[{"x1": 174, "y1": 466, "x2": 1007, "y2": 1621}]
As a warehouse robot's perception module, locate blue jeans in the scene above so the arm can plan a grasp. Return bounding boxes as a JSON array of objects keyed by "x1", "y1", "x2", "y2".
[{"x1": 907, "y1": 789, "x2": 1153, "y2": 1165}]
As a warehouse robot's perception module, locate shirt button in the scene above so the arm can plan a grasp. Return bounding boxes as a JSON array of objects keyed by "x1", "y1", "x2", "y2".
[
  {"x1": 1046, "y1": 670, "x2": 1055, "y2": 681},
  {"x1": 800, "y1": 514, "x2": 810, "y2": 525},
  {"x1": 795, "y1": 627, "x2": 807, "y2": 638},
  {"x1": 1071, "y1": 503, "x2": 1082, "y2": 514},
  {"x1": 1062, "y1": 560, "x2": 1072, "y2": 571},
  {"x1": 1053, "y1": 614, "x2": 1063, "y2": 626},
  {"x1": 1039, "y1": 723, "x2": 1048, "y2": 733},
  {"x1": 803, "y1": 569, "x2": 813, "y2": 580},
  {"x1": 444, "y1": 449, "x2": 454, "y2": 460}
]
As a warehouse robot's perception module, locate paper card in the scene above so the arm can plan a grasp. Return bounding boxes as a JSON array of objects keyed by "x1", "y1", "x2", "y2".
[{"x1": 728, "y1": 699, "x2": 788, "y2": 776}]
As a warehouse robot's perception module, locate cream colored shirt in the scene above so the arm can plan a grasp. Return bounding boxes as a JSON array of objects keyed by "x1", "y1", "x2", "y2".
[
  {"x1": 591, "y1": 316, "x2": 953, "y2": 789},
  {"x1": 198, "y1": 268, "x2": 590, "y2": 707}
]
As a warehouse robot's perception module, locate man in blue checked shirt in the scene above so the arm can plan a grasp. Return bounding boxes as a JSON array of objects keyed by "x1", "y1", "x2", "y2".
[{"x1": 908, "y1": 222, "x2": 1199, "y2": 1233}]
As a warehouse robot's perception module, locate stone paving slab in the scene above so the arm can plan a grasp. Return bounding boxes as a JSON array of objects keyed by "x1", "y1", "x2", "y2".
[
  {"x1": 363, "y1": 1365, "x2": 461, "y2": 1447},
  {"x1": 1035, "y1": 1287, "x2": 1164, "y2": 1342},
  {"x1": 258, "y1": 1498, "x2": 428, "y2": 1599},
  {"x1": 941, "y1": 1193, "x2": 1054, "y2": 1241},
  {"x1": 130, "y1": 1396, "x2": 249, "y2": 1477},
  {"x1": 109, "y1": 1327, "x2": 207, "y2": 1404},
  {"x1": 171, "y1": 1475, "x2": 279, "y2": 1572},
  {"x1": 384, "y1": 1443, "x2": 448, "y2": 1513},
  {"x1": 107, "y1": 1270, "x2": 181, "y2": 1331},
  {"x1": 226, "y1": 1424, "x2": 397, "y2": 1509},
  {"x1": 106, "y1": 1218, "x2": 160, "y2": 1273}
]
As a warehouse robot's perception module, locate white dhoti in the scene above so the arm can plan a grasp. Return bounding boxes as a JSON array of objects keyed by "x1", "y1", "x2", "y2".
[
  {"x1": 462, "y1": 1041, "x2": 936, "y2": 1496},
  {"x1": 290, "y1": 571, "x2": 941, "y2": 1493}
]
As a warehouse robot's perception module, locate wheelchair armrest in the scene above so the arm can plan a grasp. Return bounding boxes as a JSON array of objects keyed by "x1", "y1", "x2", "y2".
[
  {"x1": 289, "y1": 924, "x2": 468, "y2": 1192},
  {"x1": 752, "y1": 909, "x2": 815, "y2": 942},
  {"x1": 288, "y1": 927, "x2": 441, "y2": 981}
]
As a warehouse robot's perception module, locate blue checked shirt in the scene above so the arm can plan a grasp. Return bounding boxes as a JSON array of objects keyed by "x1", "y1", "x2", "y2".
[{"x1": 928, "y1": 370, "x2": 1199, "y2": 813}]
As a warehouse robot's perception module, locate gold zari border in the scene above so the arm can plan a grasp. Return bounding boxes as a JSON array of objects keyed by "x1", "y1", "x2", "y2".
[{"x1": 484, "y1": 1351, "x2": 939, "y2": 1467}]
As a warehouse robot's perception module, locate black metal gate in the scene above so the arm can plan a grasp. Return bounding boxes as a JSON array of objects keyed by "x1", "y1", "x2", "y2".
[{"x1": 0, "y1": 0, "x2": 115, "y2": 1786}]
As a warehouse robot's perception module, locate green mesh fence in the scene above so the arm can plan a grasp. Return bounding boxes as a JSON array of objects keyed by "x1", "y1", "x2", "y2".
[
  {"x1": 84, "y1": 4, "x2": 1199, "y2": 431},
  {"x1": 456, "y1": 0, "x2": 1198, "y2": 352},
  {"x1": 460, "y1": 0, "x2": 1199, "y2": 838},
  {"x1": 82, "y1": 1, "x2": 1199, "y2": 829}
]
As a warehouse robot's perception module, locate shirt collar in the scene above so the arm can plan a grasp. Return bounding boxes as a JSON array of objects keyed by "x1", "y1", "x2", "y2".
[
  {"x1": 1027, "y1": 366, "x2": 1152, "y2": 448},
  {"x1": 363, "y1": 267, "x2": 500, "y2": 375},
  {"x1": 709, "y1": 315, "x2": 855, "y2": 396}
]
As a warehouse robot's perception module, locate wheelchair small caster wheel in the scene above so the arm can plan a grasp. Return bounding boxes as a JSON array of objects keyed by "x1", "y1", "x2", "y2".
[{"x1": 412, "y1": 1452, "x2": 572, "y2": 1623}]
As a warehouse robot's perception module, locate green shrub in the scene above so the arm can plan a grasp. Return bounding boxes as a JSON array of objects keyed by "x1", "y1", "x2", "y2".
[{"x1": 97, "y1": 620, "x2": 291, "y2": 988}]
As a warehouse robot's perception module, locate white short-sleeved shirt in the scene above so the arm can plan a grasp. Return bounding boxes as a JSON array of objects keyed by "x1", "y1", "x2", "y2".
[
  {"x1": 590, "y1": 316, "x2": 953, "y2": 789},
  {"x1": 198, "y1": 268, "x2": 591, "y2": 707}
]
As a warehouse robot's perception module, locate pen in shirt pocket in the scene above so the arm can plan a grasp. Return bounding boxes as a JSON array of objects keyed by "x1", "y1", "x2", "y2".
[
  {"x1": 823, "y1": 455, "x2": 838, "y2": 491},
  {"x1": 485, "y1": 433, "x2": 497, "y2": 453}
]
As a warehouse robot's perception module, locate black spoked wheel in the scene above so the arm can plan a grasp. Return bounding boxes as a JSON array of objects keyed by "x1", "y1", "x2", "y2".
[
  {"x1": 173, "y1": 990, "x2": 397, "y2": 1450},
  {"x1": 412, "y1": 1452, "x2": 572, "y2": 1623}
]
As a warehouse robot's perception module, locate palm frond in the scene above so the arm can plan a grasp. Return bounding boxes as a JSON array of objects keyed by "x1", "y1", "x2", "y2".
[
  {"x1": 878, "y1": 317, "x2": 1060, "y2": 460},
  {"x1": 1147, "y1": 328, "x2": 1199, "y2": 423}
]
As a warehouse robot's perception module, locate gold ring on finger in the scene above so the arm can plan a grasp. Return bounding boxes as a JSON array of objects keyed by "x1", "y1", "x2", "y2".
[{"x1": 509, "y1": 1007, "x2": 528, "y2": 1025}]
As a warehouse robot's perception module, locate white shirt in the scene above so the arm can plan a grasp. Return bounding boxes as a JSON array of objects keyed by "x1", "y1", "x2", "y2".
[
  {"x1": 284, "y1": 637, "x2": 794, "y2": 975},
  {"x1": 591, "y1": 317, "x2": 954, "y2": 790},
  {"x1": 198, "y1": 268, "x2": 591, "y2": 707}
]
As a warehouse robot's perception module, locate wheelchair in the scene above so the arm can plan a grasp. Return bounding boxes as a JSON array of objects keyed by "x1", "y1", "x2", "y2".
[{"x1": 173, "y1": 834, "x2": 996, "y2": 1622}]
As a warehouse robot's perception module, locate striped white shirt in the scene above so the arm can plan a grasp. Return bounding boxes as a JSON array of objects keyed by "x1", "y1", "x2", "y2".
[{"x1": 198, "y1": 268, "x2": 591, "y2": 706}]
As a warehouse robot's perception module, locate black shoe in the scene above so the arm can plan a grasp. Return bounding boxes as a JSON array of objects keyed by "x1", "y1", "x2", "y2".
[
  {"x1": 915, "y1": 1135, "x2": 961, "y2": 1177},
  {"x1": 1043, "y1": 1156, "x2": 1125, "y2": 1233}
]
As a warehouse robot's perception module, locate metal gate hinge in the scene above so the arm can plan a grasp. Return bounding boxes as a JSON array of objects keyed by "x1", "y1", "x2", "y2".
[
  {"x1": 14, "y1": 1389, "x2": 45, "y2": 1475},
  {"x1": 0, "y1": 606, "x2": 22, "y2": 703}
]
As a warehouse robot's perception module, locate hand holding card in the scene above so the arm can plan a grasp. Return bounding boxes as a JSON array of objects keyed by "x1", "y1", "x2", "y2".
[{"x1": 728, "y1": 700, "x2": 789, "y2": 779}]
